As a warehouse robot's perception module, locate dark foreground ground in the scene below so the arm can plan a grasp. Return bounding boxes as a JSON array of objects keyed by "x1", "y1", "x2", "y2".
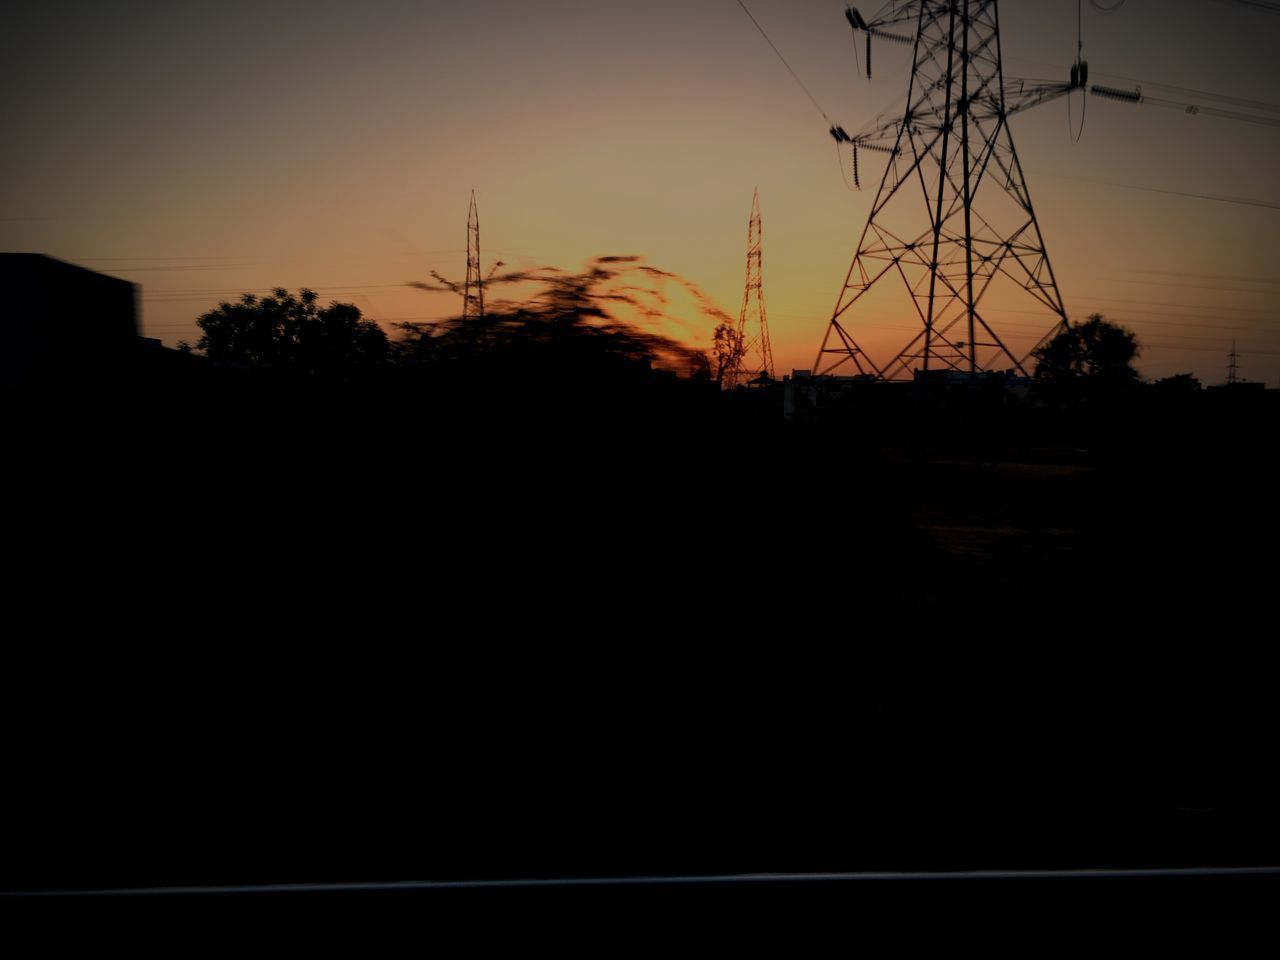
[{"x1": 3, "y1": 380, "x2": 1277, "y2": 938}]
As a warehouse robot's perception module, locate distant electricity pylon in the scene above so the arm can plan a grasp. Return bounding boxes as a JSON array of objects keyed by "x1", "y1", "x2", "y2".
[
  {"x1": 724, "y1": 188, "x2": 775, "y2": 388},
  {"x1": 818, "y1": 1, "x2": 1075, "y2": 379},
  {"x1": 463, "y1": 190, "x2": 484, "y2": 321},
  {"x1": 1227, "y1": 341, "x2": 1241, "y2": 384}
]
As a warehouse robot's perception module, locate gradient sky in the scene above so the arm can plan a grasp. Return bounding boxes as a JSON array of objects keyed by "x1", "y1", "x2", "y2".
[{"x1": 3, "y1": 0, "x2": 1278, "y2": 384}]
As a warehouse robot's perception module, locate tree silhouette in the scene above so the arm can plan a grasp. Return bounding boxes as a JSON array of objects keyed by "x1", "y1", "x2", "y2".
[
  {"x1": 711, "y1": 322, "x2": 745, "y2": 385},
  {"x1": 1033, "y1": 313, "x2": 1141, "y2": 400},
  {"x1": 196, "y1": 288, "x2": 389, "y2": 376},
  {"x1": 399, "y1": 256, "x2": 720, "y2": 382},
  {"x1": 1153, "y1": 372, "x2": 1202, "y2": 393}
]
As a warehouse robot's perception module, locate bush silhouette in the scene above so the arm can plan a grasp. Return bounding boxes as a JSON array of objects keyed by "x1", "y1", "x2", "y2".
[
  {"x1": 1033, "y1": 313, "x2": 1141, "y2": 402},
  {"x1": 196, "y1": 288, "x2": 389, "y2": 377}
]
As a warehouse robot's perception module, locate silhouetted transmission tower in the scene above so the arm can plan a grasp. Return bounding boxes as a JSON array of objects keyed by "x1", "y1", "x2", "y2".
[
  {"x1": 463, "y1": 190, "x2": 484, "y2": 321},
  {"x1": 819, "y1": 1, "x2": 1075, "y2": 379},
  {"x1": 725, "y1": 188, "x2": 775, "y2": 388}
]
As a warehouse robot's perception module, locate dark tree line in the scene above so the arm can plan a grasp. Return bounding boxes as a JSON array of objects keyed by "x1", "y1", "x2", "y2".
[
  {"x1": 1031, "y1": 313, "x2": 1143, "y2": 402},
  {"x1": 189, "y1": 278, "x2": 1181, "y2": 411},
  {"x1": 188, "y1": 257, "x2": 724, "y2": 388},
  {"x1": 190, "y1": 288, "x2": 390, "y2": 376}
]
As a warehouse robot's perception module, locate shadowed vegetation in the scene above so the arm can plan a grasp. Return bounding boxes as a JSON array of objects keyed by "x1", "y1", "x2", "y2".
[
  {"x1": 399, "y1": 255, "x2": 728, "y2": 383},
  {"x1": 194, "y1": 287, "x2": 390, "y2": 377},
  {"x1": 1032, "y1": 313, "x2": 1142, "y2": 404}
]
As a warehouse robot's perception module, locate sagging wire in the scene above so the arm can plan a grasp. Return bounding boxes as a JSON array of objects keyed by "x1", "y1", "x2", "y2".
[
  {"x1": 1069, "y1": 84, "x2": 1088, "y2": 143},
  {"x1": 736, "y1": 0, "x2": 834, "y2": 123}
]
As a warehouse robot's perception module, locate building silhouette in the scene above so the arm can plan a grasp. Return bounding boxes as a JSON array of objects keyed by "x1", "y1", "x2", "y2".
[{"x1": 1, "y1": 254, "x2": 141, "y2": 386}]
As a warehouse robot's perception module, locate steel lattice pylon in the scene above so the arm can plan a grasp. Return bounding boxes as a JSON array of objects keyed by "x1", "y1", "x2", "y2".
[
  {"x1": 816, "y1": 1, "x2": 1071, "y2": 379},
  {"x1": 725, "y1": 188, "x2": 775, "y2": 389},
  {"x1": 463, "y1": 190, "x2": 484, "y2": 321}
]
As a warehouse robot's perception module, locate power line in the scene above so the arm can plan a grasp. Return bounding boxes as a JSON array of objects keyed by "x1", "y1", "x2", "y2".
[
  {"x1": 1103, "y1": 76, "x2": 1280, "y2": 115},
  {"x1": 1119, "y1": 278, "x2": 1280, "y2": 296},
  {"x1": 1133, "y1": 93, "x2": 1280, "y2": 128},
  {"x1": 1008, "y1": 56, "x2": 1280, "y2": 115},
  {"x1": 1118, "y1": 279, "x2": 1280, "y2": 300},
  {"x1": 71, "y1": 256, "x2": 246, "y2": 262},
  {"x1": 1031, "y1": 170, "x2": 1280, "y2": 211},
  {"x1": 1081, "y1": 310, "x2": 1277, "y2": 331},
  {"x1": 735, "y1": 0, "x2": 832, "y2": 122},
  {"x1": 7, "y1": 866, "x2": 1279, "y2": 898},
  {"x1": 1077, "y1": 292, "x2": 1277, "y2": 316},
  {"x1": 141, "y1": 283, "x2": 425, "y2": 299},
  {"x1": 1143, "y1": 341, "x2": 1280, "y2": 357},
  {"x1": 1132, "y1": 269, "x2": 1280, "y2": 286},
  {"x1": 1212, "y1": 0, "x2": 1280, "y2": 14}
]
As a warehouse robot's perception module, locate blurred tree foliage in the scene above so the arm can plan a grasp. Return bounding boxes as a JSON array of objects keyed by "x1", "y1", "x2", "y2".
[
  {"x1": 1033, "y1": 313, "x2": 1142, "y2": 401},
  {"x1": 190, "y1": 259, "x2": 722, "y2": 391},
  {"x1": 397, "y1": 256, "x2": 717, "y2": 382}
]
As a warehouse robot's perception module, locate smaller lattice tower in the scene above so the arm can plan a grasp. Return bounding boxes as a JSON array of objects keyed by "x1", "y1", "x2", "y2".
[
  {"x1": 1227, "y1": 341, "x2": 1241, "y2": 385},
  {"x1": 463, "y1": 190, "x2": 484, "y2": 321},
  {"x1": 725, "y1": 188, "x2": 775, "y2": 388}
]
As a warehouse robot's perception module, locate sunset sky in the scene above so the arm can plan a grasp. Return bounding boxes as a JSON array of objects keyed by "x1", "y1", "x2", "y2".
[{"x1": 3, "y1": 0, "x2": 1277, "y2": 384}]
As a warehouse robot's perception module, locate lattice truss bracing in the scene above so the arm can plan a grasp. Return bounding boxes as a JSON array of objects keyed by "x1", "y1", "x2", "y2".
[
  {"x1": 725, "y1": 188, "x2": 775, "y2": 388},
  {"x1": 817, "y1": 1, "x2": 1072, "y2": 379},
  {"x1": 463, "y1": 190, "x2": 484, "y2": 321}
]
